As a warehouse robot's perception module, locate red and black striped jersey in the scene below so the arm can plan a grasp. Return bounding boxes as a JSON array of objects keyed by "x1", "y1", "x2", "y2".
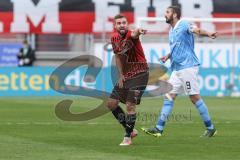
[{"x1": 111, "y1": 30, "x2": 149, "y2": 79}]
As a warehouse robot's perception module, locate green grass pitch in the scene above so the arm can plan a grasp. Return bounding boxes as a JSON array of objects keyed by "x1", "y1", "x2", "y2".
[{"x1": 0, "y1": 97, "x2": 239, "y2": 160}]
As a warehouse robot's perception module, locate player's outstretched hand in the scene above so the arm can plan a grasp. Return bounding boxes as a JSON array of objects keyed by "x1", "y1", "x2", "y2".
[
  {"x1": 159, "y1": 55, "x2": 169, "y2": 63},
  {"x1": 139, "y1": 28, "x2": 147, "y2": 35},
  {"x1": 208, "y1": 32, "x2": 218, "y2": 39}
]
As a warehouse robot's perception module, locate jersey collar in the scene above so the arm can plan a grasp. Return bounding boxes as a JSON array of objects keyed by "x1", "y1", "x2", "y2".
[{"x1": 171, "y1": 19, "x2": 182, "y2": 31}]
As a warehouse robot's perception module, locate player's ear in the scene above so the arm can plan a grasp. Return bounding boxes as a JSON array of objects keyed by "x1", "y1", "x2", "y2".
[
  {"x1": 113, "y1": 21, "x2": 117, "y2": 29},
  {"x1": 173, "y1": 13, "x2": 177, "y2": 19}
]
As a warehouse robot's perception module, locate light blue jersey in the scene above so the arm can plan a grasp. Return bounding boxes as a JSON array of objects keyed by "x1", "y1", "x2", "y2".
[{"x1": 169, "y1": 20, "x2": 200, "y2": 71}]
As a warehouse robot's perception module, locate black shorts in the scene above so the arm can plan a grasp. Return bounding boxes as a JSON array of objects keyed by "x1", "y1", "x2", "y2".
[{"x1": 110, "y1": 72, "x2": 149, "y2": 105}]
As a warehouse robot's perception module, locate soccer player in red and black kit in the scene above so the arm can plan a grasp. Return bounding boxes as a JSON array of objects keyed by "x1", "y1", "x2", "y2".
[{"x1": 107, "y1": 14, "x2": 149, "y2": 146}]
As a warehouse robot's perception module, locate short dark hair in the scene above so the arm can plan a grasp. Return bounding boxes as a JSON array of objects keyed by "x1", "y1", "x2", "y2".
[
  {"x1": 114, "y1": 14, "x2": 127, "y2": 21},
  {"x1": 168, "y1": 6, "x2": 181, "y2": 19}
]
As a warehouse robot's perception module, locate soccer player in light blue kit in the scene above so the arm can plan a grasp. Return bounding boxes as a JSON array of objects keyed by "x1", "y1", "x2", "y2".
[{"x1": 142, "y1": 6, "x2": 217, "y2": 137}]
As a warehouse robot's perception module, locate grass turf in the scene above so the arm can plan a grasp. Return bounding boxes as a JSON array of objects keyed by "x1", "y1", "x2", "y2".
[{"x1": 0, "y1": 97, "x2": 239, "y2": 160}]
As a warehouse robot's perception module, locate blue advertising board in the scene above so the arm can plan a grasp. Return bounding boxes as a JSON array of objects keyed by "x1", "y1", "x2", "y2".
[
  {"x1": 0, "y1": 67, "x2": 239, "y2": 97},
  {"x1": 0, "y1": 44, "x2": 22, "y2": 67}
]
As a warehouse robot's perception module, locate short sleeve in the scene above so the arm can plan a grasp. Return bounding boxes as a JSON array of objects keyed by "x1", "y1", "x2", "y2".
[
  {"x1": 181, "y1": 21, "x2": 195, "y2": 34},
  {"x1": 187, "y1": 22, "x2": 198, "y2": 34}
]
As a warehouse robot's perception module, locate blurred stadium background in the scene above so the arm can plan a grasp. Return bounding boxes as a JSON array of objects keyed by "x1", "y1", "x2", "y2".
[{"x1": 0, "y1": 0, "x2": 240, "y2": 160}]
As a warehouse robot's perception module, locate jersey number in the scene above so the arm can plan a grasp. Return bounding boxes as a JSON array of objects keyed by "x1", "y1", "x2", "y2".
[{"x1": 186, "y1": 81, "x2": 191, "y2": 89}]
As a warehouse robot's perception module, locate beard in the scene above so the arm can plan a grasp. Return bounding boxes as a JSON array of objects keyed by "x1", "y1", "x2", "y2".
[
  {"x1": 118, "y1": 28, "x2": 128, "y2": 36},
  {"x1": 165, "y1": 16, "x2": 173, "y2": 24}
]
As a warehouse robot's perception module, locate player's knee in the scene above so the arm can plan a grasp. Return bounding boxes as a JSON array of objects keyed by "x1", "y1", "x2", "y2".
[
  {"x1": 107, "y1": 98, "x2": 118, "y2": 110},
  {"x1": 126, "y1": 102, "x2": 136, "y2": 114},
  {"x1": 164, "y1": 93, "x2": 177, "y2": 101},
  {"x1": 189, "y1": 95, "x2": 201, "y2": 104}
]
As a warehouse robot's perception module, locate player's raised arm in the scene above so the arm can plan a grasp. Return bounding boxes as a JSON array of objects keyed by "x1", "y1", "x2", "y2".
[
  {"x1": 131, "y1": 28, "x2": 147, "y2": 39},
  {"x1": 159, "y1": 53, "x2": 171, "y2": 63},
  {"x1": 190, "y1": 25, "x2": 218, "y2": 39}
]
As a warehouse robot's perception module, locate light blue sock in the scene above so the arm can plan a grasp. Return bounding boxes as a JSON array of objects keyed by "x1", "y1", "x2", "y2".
[
  {"x1": 195, "y1": 99, "x2": 214, "y2": 130},
  {"x1": 156, "y1": 100, "x2": 174, "y2": 131}
]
